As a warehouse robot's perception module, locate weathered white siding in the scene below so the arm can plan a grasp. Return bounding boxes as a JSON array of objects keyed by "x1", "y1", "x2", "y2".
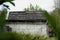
[{"x1": 6, "y1": 22, "x2": 48, "y2": 36}]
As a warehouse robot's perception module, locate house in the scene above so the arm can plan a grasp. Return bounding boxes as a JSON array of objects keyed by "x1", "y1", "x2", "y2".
[{"x1": 5, "y1": 11, "x2": 48, "y2": 37}]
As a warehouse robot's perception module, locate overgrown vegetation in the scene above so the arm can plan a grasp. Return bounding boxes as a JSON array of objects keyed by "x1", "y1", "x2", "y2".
[
  {"x1": 24, "y1": 4, "x2": 58, "y2": 40},
  {"x1": 43, "y1": 8, "x2": 60, "y2": 40},
  {"x1": 0, "y1": 32, "x2": 56, "y2": 40},
  {"x1": 0, "y1": 1, "x2": 59, "y2": 40},
  {"x1": 0, "y1": 0, "x2": 15, "y2": 31},
  {"x1": 0, "y1": 9, "x2": 7, "y2": 32}
]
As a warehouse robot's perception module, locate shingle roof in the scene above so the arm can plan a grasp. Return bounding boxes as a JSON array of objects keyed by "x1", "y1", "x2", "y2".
[{"x1": 7, "y1": 11, "x2": 46, "y2": 22}]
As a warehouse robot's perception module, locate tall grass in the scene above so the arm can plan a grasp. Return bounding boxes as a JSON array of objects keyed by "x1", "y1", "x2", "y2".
[{"x1": 0, "y1": 32, "x2": 48, "y2": 40}]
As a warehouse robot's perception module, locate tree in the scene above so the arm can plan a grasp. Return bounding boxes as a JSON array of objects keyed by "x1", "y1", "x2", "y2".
[
  {"x1": 44, "y1": 8, "x2": 60, "y2": 40},
  {"x1": 51, "y1": 8, "x2": 60, "y2": 40},
  {"x1": 24, "y1": 4, "x2": 43, "y2": 11},
  {"x1": 0, "y1": 0, "x2": 15, "y2": 32}
]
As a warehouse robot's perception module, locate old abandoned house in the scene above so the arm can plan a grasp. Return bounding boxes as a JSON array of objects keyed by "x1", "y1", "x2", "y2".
[{"x1": 5, "y1": 11, "x2": 48, "y2": 36}]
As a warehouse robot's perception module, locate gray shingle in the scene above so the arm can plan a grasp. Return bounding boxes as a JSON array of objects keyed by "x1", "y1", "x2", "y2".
[{"x1": 8, "y1": 11, "x2": 46, "y2": 21}]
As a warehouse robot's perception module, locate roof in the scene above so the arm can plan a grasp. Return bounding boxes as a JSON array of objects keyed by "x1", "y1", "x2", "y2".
[{"x1": 7, "y1": 11, "x2": 46, "y2": 22}]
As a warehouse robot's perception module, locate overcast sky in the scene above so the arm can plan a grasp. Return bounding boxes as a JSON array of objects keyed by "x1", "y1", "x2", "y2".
[{"x1": 5, "y1": 0, "x2": 55, "y2": 12}]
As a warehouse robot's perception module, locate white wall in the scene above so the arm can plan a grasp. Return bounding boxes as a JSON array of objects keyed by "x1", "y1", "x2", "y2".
[{"x1": 6, "y1": 22, "x2": 48, "y2": 36}]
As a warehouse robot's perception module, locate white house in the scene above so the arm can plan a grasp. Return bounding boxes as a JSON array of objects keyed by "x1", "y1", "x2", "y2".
[{"x1": 5, "y1": 11, "x2": 48, "y2": 37}]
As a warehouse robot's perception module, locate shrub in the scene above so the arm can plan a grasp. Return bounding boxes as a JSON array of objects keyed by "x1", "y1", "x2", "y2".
[
  {"x1": 0, "y1": 32, "x2": 47, "y2": 40},
  {"x1": 0, "y1": 32, "x2": 17, "y2": 40}
]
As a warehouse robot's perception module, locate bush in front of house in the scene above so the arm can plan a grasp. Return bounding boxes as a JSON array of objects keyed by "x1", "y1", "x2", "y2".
[
  {"x1": 0, "y1": 32, "x2": 17, "y2": 40},
  {"x1": 16, "y1": 33, "x2": 47, "y2": 40},
  {"x1": 0, "y1": 32, "x2": 48, "y2": 40}
]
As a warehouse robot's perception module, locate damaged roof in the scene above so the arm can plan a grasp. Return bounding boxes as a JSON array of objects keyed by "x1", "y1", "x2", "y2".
[{"x1": 7, "y1": 11, "x2": 46, "y2": 22}]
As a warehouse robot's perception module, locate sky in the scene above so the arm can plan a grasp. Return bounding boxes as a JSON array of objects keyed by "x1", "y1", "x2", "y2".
[
  {"x1": 6, "y1": 0, "x2": 55, "y2": 12},
  {"x1": 0, "y1": 0, "x2": 55, "y2": 12}
]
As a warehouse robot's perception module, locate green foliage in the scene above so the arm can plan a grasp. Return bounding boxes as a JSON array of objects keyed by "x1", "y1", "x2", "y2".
[
  {"x1": 47, "y1": 37, "x2": 57, "y2": 40},
  {"x1": 51, "y1": 8, "x2": 60, "y2": 40},
  {"x1": 0, "y1": 9, "x2": 7, "y2": 31},
  {"x1": 43, "y1": 11, "x2": 57, "y2": 35},
  {"x1": 43, "y1": 11, "x2": 56, "y2": 29},
  {"x1": 24, "y1": 4, "x2": 43, "y2": 11},
  {"x1": 43, "y1": 8, "x2": 60, "y2": 40},
  {"x1": 16, "y1": 33, "x2": 47, "y2": 40},
  {"x1": 0, "y1": 32, "x2": 17, "y2": 40},
  {"x1": 0, "y1": 32, "x2": 48, "y2": 40},
  {"x1": 0, "y1": 0, "x2": 15, "y2": 31}
]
